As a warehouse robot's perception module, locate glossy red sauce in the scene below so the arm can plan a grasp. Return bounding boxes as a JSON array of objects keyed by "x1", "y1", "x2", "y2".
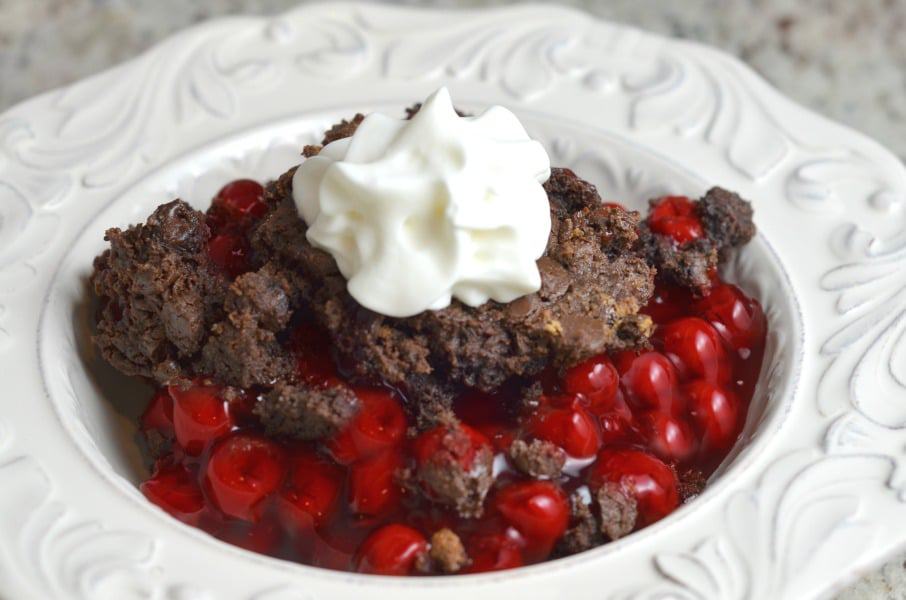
[{"x1": 137, "y1": 181, "x2": 767, "y2": 575}]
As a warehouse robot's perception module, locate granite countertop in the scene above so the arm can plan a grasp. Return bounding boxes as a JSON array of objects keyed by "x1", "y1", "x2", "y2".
[{"x1": 1, "y1": 0, "x2": 904, "y2": 598}]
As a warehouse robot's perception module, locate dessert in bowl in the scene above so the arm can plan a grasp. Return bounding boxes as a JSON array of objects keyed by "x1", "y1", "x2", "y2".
[{"x1": 89, "y1": 89, "x2": 766, "y2": 576}]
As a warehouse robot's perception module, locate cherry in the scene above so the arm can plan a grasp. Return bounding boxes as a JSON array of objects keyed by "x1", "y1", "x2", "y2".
[
  {"x1": 348, "y1": 449, "x2": 403, "y2": 517},
  {"x1": 207, "y1": 233, "x2": 250, "y2": 279},
  {"x1": 638, "y1": 411, "x2": 698, "y2": 464},
  {"x1": 598, "y1": 411, "x2": 637, "y2": 445},
  {"x1": 463, "y1": 527, "x2": 525, "y2": 573},
  {"x1": 168, "y1": 382, "x2": 233, "y2": 456},
  {"x1": 694, "y1": 283, "x2": 766, "y2": 354},
  {"x1": 686, "y1": 380, "x2": 741, "y2": 455},
  {"x1": 276, "y1": 445, "x2": 344, "y2": 534},
  {"x1": 326, "y1": 388, "x2": 407, "y2": 465},
  {"x1": 642, "y1": 282, "x2": 695, "y2": 324},
  {"x1": 354, "y1": 524, "x2": 428, "y2": 575},
  {"x1": 562, "y1": 355, "x2": 619, "y2": 414},
  {"x1": 493, "y1": 481, "x2": 568, "y2": 559},
  {"x1": 288, "y1": 321, "x2": 340, "y2": 387},
  {"x1": 141, "y1": 388, "x2": 174, "y2": 434},
  {"x1": 141, "y1": 459, "x2": 206, "y2": 525},
  {"x1": 453, "y1": 390, "x2": 514, "y2": 452},
  {"x1": 648, "y1": 196, "x2": 703, "y2": 245},
  {"x1": 204, "y1": 433, "x2": 286, "y2": 522},
  {"x1": 659, "y1": 317, "x2": 730, "y2": 383},
  {"x1": 526, "y1": 395, "x2": 601, "y2": 458},
  {"x1": 587, "y1": 448, "x2": 679, "y2": 527},
  {"x1": 207, "y1": 179, "x2": 267, "y2": 234},
  {"x1": 617, "y1": 351, "x2": 683, "y2": 414}
]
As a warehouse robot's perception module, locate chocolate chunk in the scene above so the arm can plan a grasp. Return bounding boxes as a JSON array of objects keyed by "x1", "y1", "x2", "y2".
[
  {"x1": 254, "y1": 382, "x2": 360, "y2": 440},
  {"x1": 198, "y1": 312, "x2": 289, "y2": 388},
  {"x1": 414, "y1": 423, "x2": 494, "y2": 518},
  {"x1": 509, "y1": 439, "x2": 566, "y2": 479},
  {"x1": 557, "y1": 491, "x2": 603, "y2": 555},
  {"x1": 91, "y1": 200, "x2": 223, "y2": 383},
  {"x1": 417, "y1": 528, "x2": 470, "y2": 574},
  {"x1": 597, "y1": 482, "x2": 638, "y2": 541}
]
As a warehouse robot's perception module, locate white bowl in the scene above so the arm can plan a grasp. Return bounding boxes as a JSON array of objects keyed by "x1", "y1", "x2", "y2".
[{"x1": 2, "y1": 4, "x2": 905, "y2": 599}]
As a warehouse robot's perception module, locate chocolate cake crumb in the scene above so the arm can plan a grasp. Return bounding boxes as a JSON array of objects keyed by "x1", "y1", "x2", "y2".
[
  {"x1": 418, "y1": 528, "x2": 470, "y2": 574},
  {"x1": 254, "y1": 382, "x2": 360, "y2": 440},
  {"x1": 509, "y1": 439, "x2": 566, "y2": 479},
  {"x1": 302, "y1": 144, "x2": 322, "y2": 158},
  {"x1": 224, "y1": 267, "x2": 292, "y2": 332},
  {"x1": 638, "y1": 232, "x2": 718, "y2": 295},
  {"x1": 520, "y1": 381, "x2": 544, "y2": 412},
  {"x1": 557, "y1": 491, "x2": 602, "y2": 555},
  {"x1": 252, "y1": 165, "x2": 655, "y2": 423},
  {"x1": 414, "y1": 423, "x2": 494, "y2": 518},
  {"x1": 697, "y1": 187, "x2": 756, "y2": 254},
  {"x1": 91, "y1": 200, "x2": 223, "y2": 383},
  {"x1": 597, "y1": 482, "x2": 638, "y2": 541},
  {"x1": 320, "y1": 114, "x2": 364, "y2": 146},
  {"x1": 678, "y1": 468, "x2": 708, "y2": 503},
  {"x1": 198, "y1": 312, "x2": 289, "y2": 388}
]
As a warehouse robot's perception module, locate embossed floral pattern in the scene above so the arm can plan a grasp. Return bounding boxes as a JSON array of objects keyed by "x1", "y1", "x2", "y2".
[{"x1": 0, "y1": 4, "x2": 905, "y2": 600}]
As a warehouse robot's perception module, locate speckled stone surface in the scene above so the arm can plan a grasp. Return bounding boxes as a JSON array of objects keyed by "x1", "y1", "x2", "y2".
[{"x1": 1, "y1": 0, "x2": 904, "y2": 597}]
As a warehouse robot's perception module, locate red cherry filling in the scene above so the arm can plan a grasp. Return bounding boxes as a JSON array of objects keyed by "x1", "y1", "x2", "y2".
[
  {"x1": 204, "y1": 433, "x2": 286, "y2": 522},
  {"x1": 616, "y1": 351, "x2": 683, "y2": 414},
  {"x1": 288, "y1": 321, "x2": 339, "y2": 387},
  {"x1": 169, "y1": 382, "x2": 233, "y2": 456},
  {"x1": 354, "y1": 524, "x2": 428, "y2": 575},
  {"x1": 207, "y1": 233, "x2": 250, "y2": 279},
  {"x1": 638, "y1": 411, "x2": 697, "y2": 464},
  {"x1": 348, "y1": 449, "x2": 403, "y2": 517},
  {"x1": 463, "y1": 527, "x2": 525, "y2": 573},
  {"x1": 277, "y1": 446, "x2": 344, "y2": 534},
  {"x1": 694, "y1": 283, "x2": 767, "y2": 354},
  {"x1": 642, "y1": 282, "x2": 694, "y2": 324},
  {"x1": 562, "y1": 355, "x2": 619, "y2": 414},
  {"x1": 686, "y1": 380, "x2": 741, "y2": 456},
  {"x1": 217, "y1": 518, "x2": 284, "y2": 555},
  {"x1": 326, "y1": 388, "x2": 406, "y2": 465},
  {"x1": 141, "y1": 459, "x2": 206, "y2": 525},
  {"x1": 526, "y1": 395, "x2": 601, "y2": 458},
  {"x1": 141, "y1": 388, "x2": 174, "y2": 434},
  {"x1": 413, "y1": 422, "x2": 491, "y2": 469},
  {"x1": 135, "y1": 179, "x2": 767, "y2": 576},
  {"x1": 648, "y1": 196, "x2": 703, "y2": 245},
  {"x1": 586, "y1": 448, "x2": 679, "y2": 527},
  {"x1": 493, "y1": 481, "x2": 568, "y2": 560},
  {"x1": 659, "y1": 317, "x2": 730, "y2": 383},
  {"x1": 207, "y1": 179, "x2": 267, "y2": 234}
]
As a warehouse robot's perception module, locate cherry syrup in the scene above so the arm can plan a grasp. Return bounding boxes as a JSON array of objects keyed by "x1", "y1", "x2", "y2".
[{"x1": 138, "y1": 184, "x2": 767, "y2": 575}]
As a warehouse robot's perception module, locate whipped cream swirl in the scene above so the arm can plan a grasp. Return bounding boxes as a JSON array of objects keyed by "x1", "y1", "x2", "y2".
[{"x1": 293, "y1": 87, "x2": 551, "y2": 318}]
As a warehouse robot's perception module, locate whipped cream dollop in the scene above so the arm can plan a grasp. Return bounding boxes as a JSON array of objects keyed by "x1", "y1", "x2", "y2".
[{"x1": 293, "y1": 87, "x2": 551, "y2": 318}]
